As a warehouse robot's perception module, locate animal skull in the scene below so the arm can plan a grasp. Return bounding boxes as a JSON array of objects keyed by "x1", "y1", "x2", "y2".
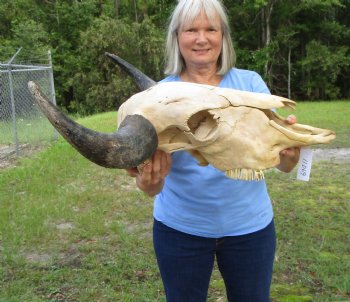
[
  {"x1": 118, "y1": 81, "x2": 335, "y2": 180},
  {"x1": 28, "y1": 53, "x2": 336, "y2": 181}
]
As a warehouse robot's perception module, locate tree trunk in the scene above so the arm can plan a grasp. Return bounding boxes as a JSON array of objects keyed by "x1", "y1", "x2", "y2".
[
  {"x1": 261, "y1": 9, "x2": 266, "y2": 48},
  {"x1": 263, "y1": 0, "x2": 277, "y2": 86},
  {"x1": 288, "y1": 46, "x2": 291, "y2": 99},
  {"x1": 132, "y1": 0, "x2": 138, "y2": 22},
  {"x1": 115, "y1": 0, "x2": 120, "y2": 19}
]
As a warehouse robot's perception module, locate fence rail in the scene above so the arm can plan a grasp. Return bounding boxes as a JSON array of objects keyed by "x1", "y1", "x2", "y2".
[{"x1": 0, "y1": 49, "x2": 57, "y2": 163}]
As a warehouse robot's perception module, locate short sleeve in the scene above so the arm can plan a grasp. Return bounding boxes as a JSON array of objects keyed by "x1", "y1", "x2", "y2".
[{"x1": 250, "y1": 72, "x2": 271, "y2": 95}]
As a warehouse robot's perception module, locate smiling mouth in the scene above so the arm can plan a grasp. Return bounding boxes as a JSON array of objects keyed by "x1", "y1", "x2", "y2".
[{"x1": 194, "y1": 49, "x2": 210, "y2": 53}]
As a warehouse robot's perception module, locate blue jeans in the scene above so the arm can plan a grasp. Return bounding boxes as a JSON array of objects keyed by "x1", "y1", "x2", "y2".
[{"x1": 153, "y1": 219, "x2": 276, "y2": 302}]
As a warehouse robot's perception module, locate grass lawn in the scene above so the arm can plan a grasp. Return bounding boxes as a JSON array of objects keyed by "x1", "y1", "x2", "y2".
[{"x1": 0, "y1": 101, "x2": 349, "y2": 301}]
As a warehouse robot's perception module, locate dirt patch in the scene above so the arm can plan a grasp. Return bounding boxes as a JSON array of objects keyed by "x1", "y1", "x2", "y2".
[
  {"x1": 25, "y1": 246, "x2": 82, "y2": 269},
  {"x1": 1, "y1": 145, "x2": 349, "y2": 170},
  {"x1": 312, "y1": 148, "x2": 350, "y2": 163},
  {"x1": 26, "y1": 252, "x2": 52, "y2": 265},
  {"x1": 0, "y1": 144, "x2": 19, "y2": 169},
  {"x1": 0, "y1": 144, "x2": 45, "y2": 169}
]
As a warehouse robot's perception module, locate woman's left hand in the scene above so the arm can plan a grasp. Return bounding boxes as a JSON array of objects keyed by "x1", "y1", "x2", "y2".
[{"x1": 276, "y1": 115, "x2": 301, "y2": 173}]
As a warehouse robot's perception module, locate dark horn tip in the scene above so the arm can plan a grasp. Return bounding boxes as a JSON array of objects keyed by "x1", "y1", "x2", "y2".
[
  {"x1": 104, "y1": 52, "x2": 156, "y2": 91},
  {"x1": 105, "y1": 52, "x2": 114, "y2": 59}
]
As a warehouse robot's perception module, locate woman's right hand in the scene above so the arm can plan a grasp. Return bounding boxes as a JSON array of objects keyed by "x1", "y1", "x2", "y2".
[{"x1": 125, "y1": 150, "x2": 172, "y2": 197}]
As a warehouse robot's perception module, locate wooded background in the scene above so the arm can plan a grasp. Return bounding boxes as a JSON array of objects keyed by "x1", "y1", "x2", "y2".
[{"x1": 1, "y1": 0, "x2": 349, "y2": 114}]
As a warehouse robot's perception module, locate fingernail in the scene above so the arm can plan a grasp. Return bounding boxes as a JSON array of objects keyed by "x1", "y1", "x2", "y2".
[
  {"x1": 144, "y1": 164, "x2": 151, "y2": 172},
  {"x1": 288, "y1": 115, "x2": 296, "y2": 123}
]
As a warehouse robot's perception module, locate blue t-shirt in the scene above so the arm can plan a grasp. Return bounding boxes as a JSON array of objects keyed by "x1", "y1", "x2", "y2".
[{"x1": 153, "y1": 68, "x2": 273, "y2": 238}]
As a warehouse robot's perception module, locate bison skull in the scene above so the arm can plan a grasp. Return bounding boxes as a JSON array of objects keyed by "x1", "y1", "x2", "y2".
[
  {"x1": 28, "y1": 53, "x2": 336, "y2": 181},
  {"x1": 118, "y1": 81, "x2": 335, "y2": 180}
]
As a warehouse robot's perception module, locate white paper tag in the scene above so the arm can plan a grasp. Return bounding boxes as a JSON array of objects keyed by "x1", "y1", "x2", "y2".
[{"x1": 297, "y1": 147, "x2": 313, "y2": 181}]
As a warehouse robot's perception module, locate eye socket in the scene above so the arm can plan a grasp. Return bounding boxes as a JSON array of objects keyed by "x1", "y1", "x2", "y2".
[{"x1": 188, "y1": 110, "x2": 217, "y2": 140}]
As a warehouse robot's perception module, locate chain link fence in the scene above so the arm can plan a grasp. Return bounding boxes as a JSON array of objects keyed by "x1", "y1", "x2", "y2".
[{"x1": 0, "y1": 48, "x2": 57, "y2": 167}]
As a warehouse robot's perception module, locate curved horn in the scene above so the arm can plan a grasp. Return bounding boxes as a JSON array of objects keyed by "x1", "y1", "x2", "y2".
[
  {"x1": 28, "y1": 81, "x2": 158, "y2": 169},
  {"x1": 105, "y1": 52, "x2": 156, "y2": 91}
]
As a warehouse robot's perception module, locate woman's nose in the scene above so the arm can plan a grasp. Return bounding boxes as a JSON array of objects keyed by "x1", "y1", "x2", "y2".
[{"x1": 196, "y1": 31, "x2": 208, "y2": 43}]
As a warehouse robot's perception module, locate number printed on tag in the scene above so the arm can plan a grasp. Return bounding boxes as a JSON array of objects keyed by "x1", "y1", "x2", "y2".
[{"x1": 297, "y1": 147, "x2": 313, "y2": 181}]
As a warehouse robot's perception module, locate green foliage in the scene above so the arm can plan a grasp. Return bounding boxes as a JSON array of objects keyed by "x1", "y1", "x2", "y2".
[
  {"x1": 299, "y1": 0, "x2": 344, "y2": 10},
  {"x1": 10, "y1": 19, "x2": 50, "y2": 59},
  {"x1": 69, "y1": 17, "x2": 164, "y2": 114},
  {"x1": 0, "y1": 0, "x2": 47, "y2": 60},
  {"x1": 299, "y1": 40, "x2": 349, "y2": 99},
  {"x1": 0, "y1": 0, "x2": 350, "y2": 113}
]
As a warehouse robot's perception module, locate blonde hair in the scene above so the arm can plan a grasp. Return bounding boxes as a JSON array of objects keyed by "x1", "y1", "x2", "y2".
[{"x1": 164, "y1": 0, "x2": 236, "y2": 76}]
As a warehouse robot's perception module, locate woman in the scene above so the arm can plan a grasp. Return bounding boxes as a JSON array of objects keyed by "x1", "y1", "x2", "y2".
[{"x1": 127, "y1": 0, "x2": 300, "y2": 301}]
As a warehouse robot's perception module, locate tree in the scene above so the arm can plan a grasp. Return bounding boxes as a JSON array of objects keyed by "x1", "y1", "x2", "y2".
[
  {"x1": 281, "y1": 0, "x2": 349, "y2": 99},
  {"x1": 299, "y1": 40, "x2": 349, "y2": 99},
  {"x1": 70, "y1": 17, "x2": 164, "y2": 114},
  {"x1": 223, "y1": 0, "x2": 350, "y2": 99},
  {"x1": 1, "y1": 0, "x2": 349, "y2": 113}
]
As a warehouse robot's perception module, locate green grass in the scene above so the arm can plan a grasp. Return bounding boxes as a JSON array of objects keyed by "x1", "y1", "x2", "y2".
[
  {"x1": 0, "y1": 102, "x2": 349, "y2": 301},
  {"x1": 267, "y1": 162, "x2": 350, "y2": 302},
  {"x1": 0, "y1": 115, "x2": 56, "y2": 146}
]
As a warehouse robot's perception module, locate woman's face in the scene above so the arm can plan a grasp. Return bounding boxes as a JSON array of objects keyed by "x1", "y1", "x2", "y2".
[{"x1": 178, "y1": 11, "x2": 223, "y2": 71}]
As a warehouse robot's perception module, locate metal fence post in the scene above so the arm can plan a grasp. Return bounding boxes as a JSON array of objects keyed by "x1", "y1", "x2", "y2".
[
  {"x1": 48, "y1": 50, "x2": 57, "y2": 106},
  {"x1": 7, "y1": 48, "x2": 22, "y2": 157},
  {"x1": 48, "y1": 50, "x2": 59, "y2": 139},
  {"x1": 8, "y1": 65, "x2": 19, "y2": 157}
]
